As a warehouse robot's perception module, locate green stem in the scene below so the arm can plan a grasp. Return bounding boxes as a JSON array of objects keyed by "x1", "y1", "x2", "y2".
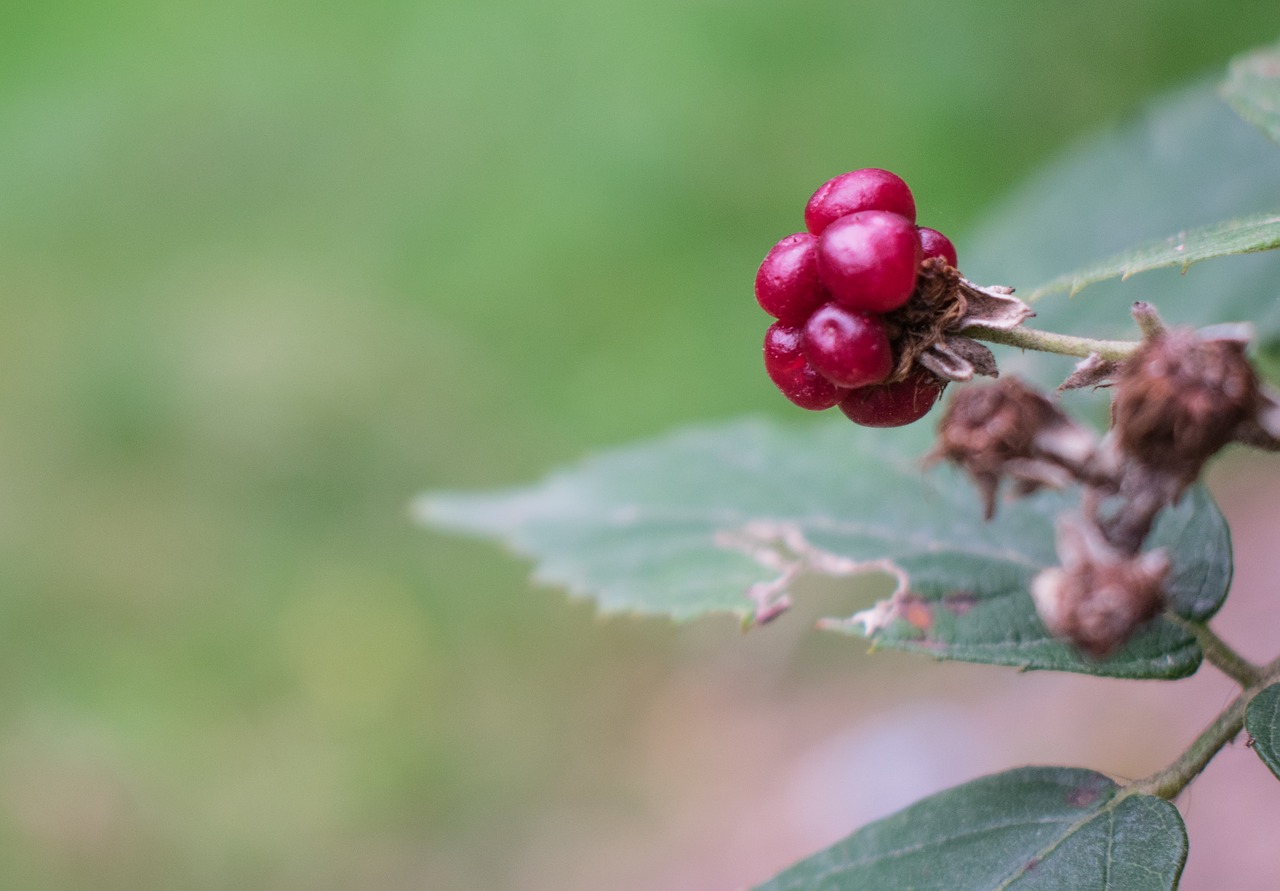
[
  {"x1": 964, "y1": 324, "x2": 1140, "y2": 361},
  {"x1": 1127, "y1": 685, "x2": 1252, "y2": 800},
  {"x1": 1126, "y1": 633, "x2": 1279, "y2": 800},
  {"x1": 1130, "y1": 302, "x2": 1166, "y2": 339},
  {"x1": 1167, "y1": 615, "x2": 1264, "y2": 688}
]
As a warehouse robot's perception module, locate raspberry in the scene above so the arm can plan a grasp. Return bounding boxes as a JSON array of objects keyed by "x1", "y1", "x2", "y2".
[
  {"x1": 917, "y1": 226, "x2": 958, "y2": 268},
  {"x1": 764, "y1": 323, "x2": 849, "y2": 410},
  {"x1": 816, "y1": 211, "x2": 922, "y2": 313},
  {"x1": 802, "y1": 304, "x2": 893, "y2": 389},
  {"x1": 754, "y1": 233, "x2": 827, "y2": 324},
  {"x1": 804, "y1": 168, "x2": 916, "y2": 235},
  {"x1": 838, "y1": 368, "x2": 945, "y2": 427}
]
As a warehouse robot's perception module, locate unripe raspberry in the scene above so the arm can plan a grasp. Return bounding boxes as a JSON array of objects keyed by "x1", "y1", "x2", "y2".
[
  {"x1": 755, "y1": 233, "x2": 827, "y2": 324},
  {"x1": 838, "y1": 368, "x2": 944, "y2": 427},
  {"x1": 804, "y1": 168, "x2": 916, "y2": 235},
  {"x1": 764, "y1": 323, "x2": 849, "y2": 410},
  {"x1": 816, "y1": 211, "x2": 922, "y2": 313},
  {"x1": 917, "y1": 226, "x2": 958, "y2": 268},
  {"x1": 802, "y1": 304, "x2": 893, "y2": 389}
]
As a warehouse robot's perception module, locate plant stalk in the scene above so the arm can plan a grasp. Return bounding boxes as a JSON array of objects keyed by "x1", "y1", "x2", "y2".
[
  {"x1": 1167, "y1": 615, "x2": 1264, "y2": 688},
  {"x1": 1127, "y1": 685, "x2": 1252, "y2": 800},
  {"x1": 1130, "y1": 301, "x2": 1166, "y2": 339},
  {"x1": 964, "y1": 324, "x2": 1140, "y2": 361},
  {"x1": 1127, "y1": 633, "x2": 1279, "y2": 801}
]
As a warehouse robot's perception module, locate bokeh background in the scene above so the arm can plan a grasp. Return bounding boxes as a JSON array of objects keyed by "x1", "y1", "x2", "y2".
[{"x1": 2, "y1": 3, "x2": 1279, "y2": 889}]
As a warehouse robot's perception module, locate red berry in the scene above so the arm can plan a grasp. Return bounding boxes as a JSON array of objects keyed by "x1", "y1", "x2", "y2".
[
  {"x1": 754, "y1": 233, "x2": 827, "y2": 324},
  {"x1": 804, "y1": 168, "x2": 916, "y2": 235},
  {"x1": 816, "y1": 211, "x2": 922, "y2": 313},
  {"x1": 802, "y1": 304, "x2": 893, "y2": 389},
  {"x1": 838, "y1": 368, "x2": 945, "y2": 427},
  {"x1": 764, "y1": 323, "x2": 849, "y2": 410},
  {"x1": 918, "y1": 226, "x2": 958, "y2": 268}
]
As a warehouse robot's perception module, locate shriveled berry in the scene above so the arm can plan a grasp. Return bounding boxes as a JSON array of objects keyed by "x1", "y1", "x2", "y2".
[
  {"x1": 764, "y1": 323, "x2": 849, "y2": 410},
  {"x1": 1112, "y1": 327, "x2": 1259, "y2": 488},
  {"x1": 802, "y1": 304, "x2": 893, "y2": 389},
  {"x1": 816, "y1": 211, "x2": 922, "y2": 313},
  {"x1": 838, "y1": 368, "x2": 944, "y2": 427},
  {"x1": 755, "y1": 233, "x2": 827, "y2": 324},
  {"x1": 804, "y1": 168, "x2": 916, "y2": 235},
  {"x1": 918, "y1": 226, "x2": 958, "y2": 268}
]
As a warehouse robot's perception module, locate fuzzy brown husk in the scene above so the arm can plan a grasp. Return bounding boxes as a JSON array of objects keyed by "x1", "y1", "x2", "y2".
[
  {"x1": 1112, "y1": 328, "x2": 1259, "y2": 490},
  {"x1": 881, "y1": 259, "x2": 969, "y2": 383}
]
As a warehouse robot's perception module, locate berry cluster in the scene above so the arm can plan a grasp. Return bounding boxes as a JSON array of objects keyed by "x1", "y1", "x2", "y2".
[{"x1": 755, "y1": 168, "x2": 958, "y2": 427}]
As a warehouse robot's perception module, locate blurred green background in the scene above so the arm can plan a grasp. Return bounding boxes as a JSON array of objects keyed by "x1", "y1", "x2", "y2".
[{"x1": 0, "y1": 3, "x2": 1277, "y2": 888}]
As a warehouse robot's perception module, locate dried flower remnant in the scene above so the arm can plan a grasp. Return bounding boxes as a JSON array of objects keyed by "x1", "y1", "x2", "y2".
[
  {"x1": 1031, "y1": 516, "x2": 1169, "y2": 658},
  {"x1": 1112, "y1": 327, "x2": 1261, "y2": 490},
  {"x1": 883, "y1": 260, "x2": 1034, "y2": 385},
  {"x1": 1059, "y1": 353, "x2": 1122, "y2": 392},
  {"x1": 930, "y1": 312, "x2": 1280, "y2": 658},
  {"x1": 1058, "y1": 302, "x2": 1167, "y2": 393},
  {"x1": 929, "y1": 378, "x2": 1095, "y2": 519}
]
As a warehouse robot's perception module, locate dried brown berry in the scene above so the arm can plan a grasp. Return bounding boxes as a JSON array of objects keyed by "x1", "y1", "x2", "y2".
[
  {"x1": 1031, "y1": 516, "x2": 1169, "y2": 658},
  {"x1": 1112, "y1": 328, "x2": 1259, "y2": 488},
  {"x1": 929, "y1": 378, "x2": 1095, "y2": 518}
]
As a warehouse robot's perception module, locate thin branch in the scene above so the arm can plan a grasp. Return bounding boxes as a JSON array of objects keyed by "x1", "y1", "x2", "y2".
[
  {"x1": 964, "y1": 325, "x2": 1140, "y2": 361},
  {"x1": 1167, "y1": 615, "x2": 1264, "y2": 688},
  {"x1": 1126, "y1": 644, "x2": 1280, "y2": 801},
  {"x1": 1127, "y1": 685, "x2": 1251, "y2": 800}
]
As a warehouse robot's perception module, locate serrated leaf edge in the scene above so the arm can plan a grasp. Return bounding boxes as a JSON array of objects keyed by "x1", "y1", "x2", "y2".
[{"x1": 1025, "y1": 211, "x2": 1280, "y2": 302}]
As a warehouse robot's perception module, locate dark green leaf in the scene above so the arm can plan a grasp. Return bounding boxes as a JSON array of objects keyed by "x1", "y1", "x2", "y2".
[
  {"x1": 1246, "y1": 682, "x2": 1280, "y2": 780},
  {"x1": 964, "y1": 83, "x2": 1280, "y2": 388},
  {"x1": 753, "y1": 767, "x2": 1186, "y2": 891},
  {"x1": 418, "y1": 417, "x2": 1232, "y2": 679},
  {"x1": 1222, "y1": 40, "x2": 1280, "y2": 146},
  {"x1": 1023, "y1": 212, "x2": 1280, "y2": 302}
]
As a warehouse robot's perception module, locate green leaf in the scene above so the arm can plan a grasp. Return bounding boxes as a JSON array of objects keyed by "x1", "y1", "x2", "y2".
[
  {"x1": 1016, "y1": 42, "x2": 1280, "y2": 303},
  {"x1": 1222, "y1": 40, "x2": 1280, "y2": 146},
  {"x1": 753, "y1": 767, "x2": 1186, "y2": 891},
  {"x1": 964, "y1": 82, "x2": 1280, "y2": 387},
  {"x1": 1023, "y1": 211, "x2": 1280, "y2": 302},
  {"x1": 418, "y1": 417, "x2": 1232, "y2": 679},
  {"x1": 1246, "y1": 682, "x2": 1280, "y2": 780}
]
